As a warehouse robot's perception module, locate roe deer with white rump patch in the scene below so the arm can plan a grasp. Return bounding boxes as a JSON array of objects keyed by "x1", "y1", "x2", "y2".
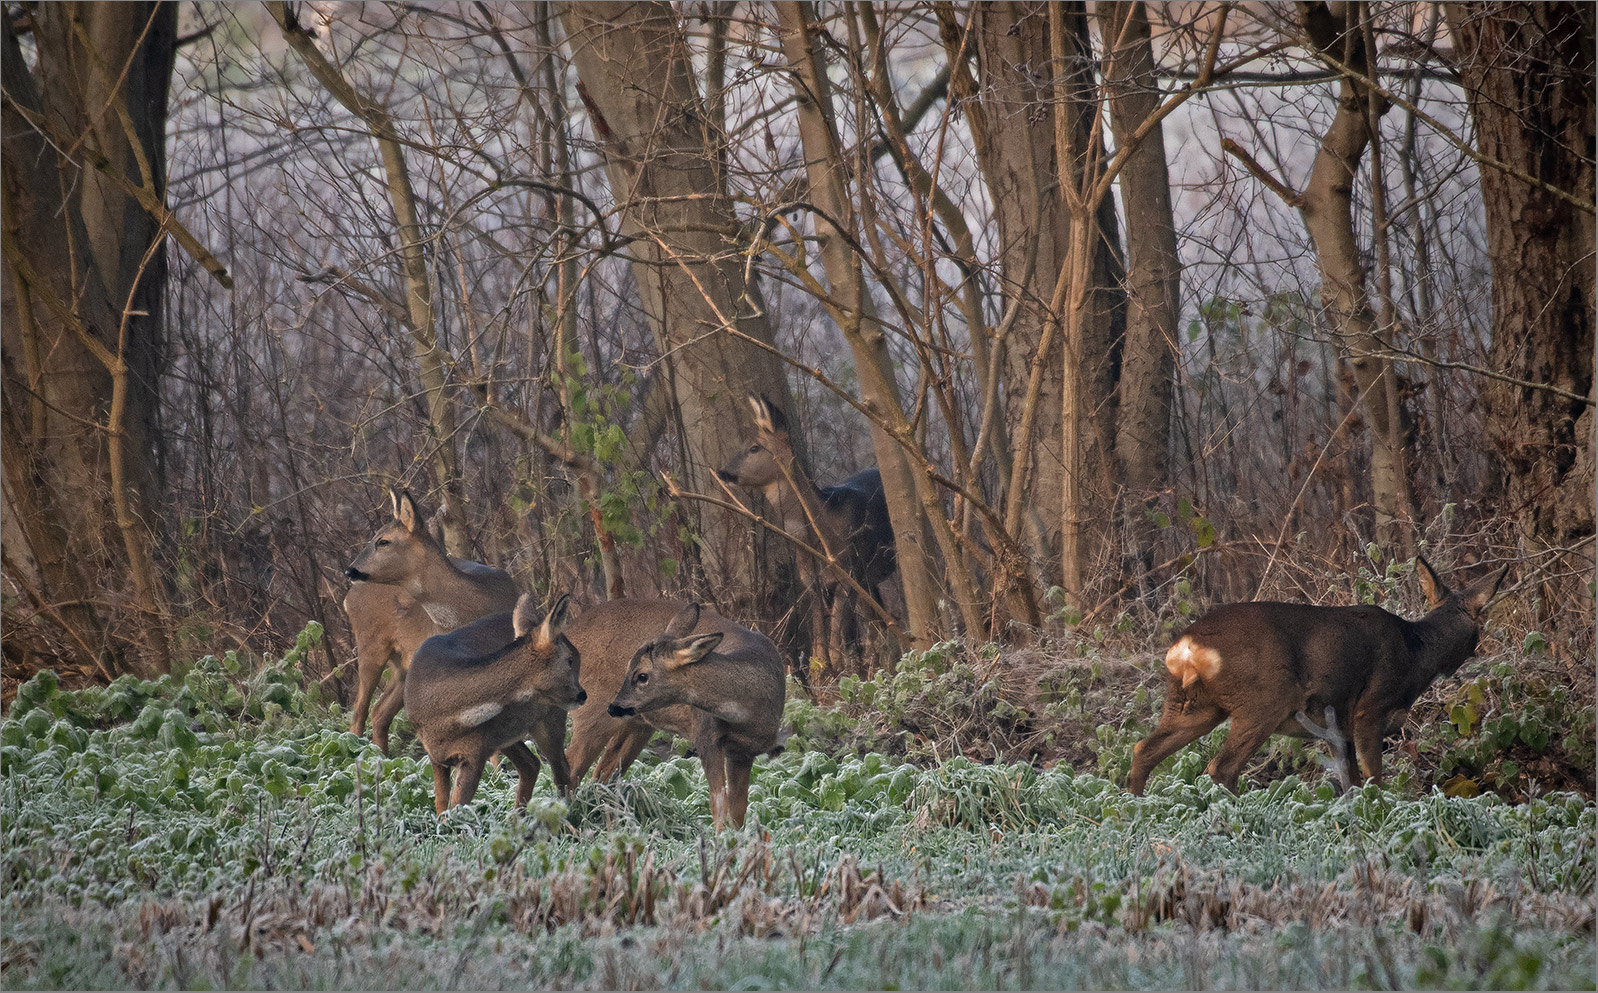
[
  {"x1": 1127, "y1": 556, "x2": 1508, "y2": 796},
  {"x1": 716, "y1": 394, "x2": 895, "y2": 669},
  {"x1": 404, "y1": 593, "x2": 585, "y2": 813},
  {"x1": 343, "y1": 489, "x2": 519, "y2": 753}
]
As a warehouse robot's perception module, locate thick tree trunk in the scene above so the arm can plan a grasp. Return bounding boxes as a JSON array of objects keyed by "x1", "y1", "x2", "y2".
[
  {"x1": 1298, "y1": 3, "x2": 1416, "y2": 547},
  {"x1": 1445, "y1": 3, "x2": 1595, "y2": 583},
  {"x1": 940, "y1": 1, "x2": 1125, "y2": 599},
  {"x1": 1, "y1": 2, "x2": 177, "y2": 677},
  {"x1": 1101, "y1": 2, "x2": 1179, "y2": 559},
  {"x1": 558, "y1": 2, "x2": 797, "y2": 613}
]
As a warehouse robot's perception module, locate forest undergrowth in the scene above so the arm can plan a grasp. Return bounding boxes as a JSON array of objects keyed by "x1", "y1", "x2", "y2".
[{"x1": 2, "y1": 610, "x2": 1593, "y2": 990}]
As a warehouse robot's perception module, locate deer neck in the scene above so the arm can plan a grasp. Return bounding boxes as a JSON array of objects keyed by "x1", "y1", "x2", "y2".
[
  {"x1": 408, "y1": 559, "x2": 487, "y2": 630},
  {"x1": 761, "y1": 465, "x2": 826, "y2": 537},
  {"x1": 677, "y1": 659, "x2": 756, "y2": 727},
  {"x1": 1405, "y1": 605, "x2": 1478, "y2": 684}
]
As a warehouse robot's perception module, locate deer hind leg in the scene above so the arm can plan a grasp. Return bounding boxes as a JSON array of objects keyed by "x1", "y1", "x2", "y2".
[
  {"x1": 807, "y1": 573, "x2": 833, "y2": 673},
  {"x1": 593, "y1": 724, "x2": 652, "y2": 783},
  {"x1": 1128, "y1": 694, "x2": 1225, "y2": 796},
  {"x1": 528, "y1": 712, "x2": 574, "y2": 795},
  {"x1": 1206, "y1": 712, "x2": 1288, "y2": 793},
  {"x1": 500, "y1": 741, "x2": 543, "y2": 807}
]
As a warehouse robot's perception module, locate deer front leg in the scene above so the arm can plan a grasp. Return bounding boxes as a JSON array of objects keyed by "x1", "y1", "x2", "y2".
[
  {"x1": 448, "y1": 754, "x2": 488, "y2": 809},
  {"x1": 1351, "y1": 705, "x2": 1390, "y2": 785},
  {"x1": 369, "y1": 668, "x2": 408, "y2": 755},
  {"x1": 431, "y1": 758, "x2": 453, "y2": 815},
  {"x1": 726, "y1": 756, "x2": 754, "y2": 829},
  {"x1": 698, "y1": 737, "x2": 729, "y2": 830},
  {"x1": 528, "y1": 712, "x2": 574, "y2": 796},
  {"x1": 500, "y1": 741, "x2": 543, "y2": 807}
]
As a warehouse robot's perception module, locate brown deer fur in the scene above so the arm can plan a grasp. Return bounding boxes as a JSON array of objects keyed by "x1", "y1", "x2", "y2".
[
  {"x1": 562, "y1": 599, "x2": 786, "y2": 828},
  {"x1": 343, "y1": 489, "x2": 518, "y2": 752},
  {"x1": 1128, "y1": 557, "x2": 1508, "y2": 796},
  {"x1": 404, "y1": 593, "x2": 585, "y2": 813},
  {"x1": 717, "y1": 394, "x2": 895, "y2": 669}
]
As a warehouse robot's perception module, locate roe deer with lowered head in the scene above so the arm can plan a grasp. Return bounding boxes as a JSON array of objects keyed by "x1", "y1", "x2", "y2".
[
  {"x1": 1127, "y1": 556, "x2": 1508, "y2": 796},
  {"x1": 343, "y1": 489, "x2": 519, "y2": 753},
  {"x1": 405, "y1": 593, "x2": 585, "y2": 813},
  {"x1": 717, "y1": 394, "x2": 895, "y2": 670}
]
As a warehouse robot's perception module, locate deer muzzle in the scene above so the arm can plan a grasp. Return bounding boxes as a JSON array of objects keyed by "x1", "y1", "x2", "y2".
[
  {"x1": 345, "y1": 566, "x2": 370, "y2": 581},
  {"x1": 607, "y1": 702, "x2": 635, "y2": 718}
]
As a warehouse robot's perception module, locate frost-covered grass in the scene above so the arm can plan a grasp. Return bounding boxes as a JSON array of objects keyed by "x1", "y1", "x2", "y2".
[{"x1": 2, "y1": 630, "x2": 1593, "y2": 990}]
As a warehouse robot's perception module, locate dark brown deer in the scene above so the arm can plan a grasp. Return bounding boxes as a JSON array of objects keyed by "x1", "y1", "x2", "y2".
[
  {"x1": 600, "y1": 602, "x2": 786, "y2": 829},
  {"x1": 717, "y1": 394, "x2": 895, "y2": 670},
  {"x1": 343, "y1": 489, "x2": 519, "y2": 753},
  {"x1": 1127, "y1": 557, "x2": 1508, "y2": 796},
  {"x1": 404, "y1": 593, "x2": 586, "y2": 813}
]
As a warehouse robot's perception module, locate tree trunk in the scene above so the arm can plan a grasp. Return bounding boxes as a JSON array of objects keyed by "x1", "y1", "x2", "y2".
[
  {"x1": 1297, "y1": 2, "x2": 1416, "y2": 548},
  {"x1": 1446, "y1": 1, "x2": 1595, "y2": 618},
  {"x1": 1, "y1": 1, "x2": 177, "y2": 677},
  {"x1": 771, "y1": 0, "x2": 962, "y2": 647},
  {"x1": 558, "y1": 2, "x2": 797, "y2": 614},
  {"x1": 1101, "y1": 2, "x2": 1180, "y2": 568},
  {"x1": 939, "y1": 1, "x2": 1125, "y2": 599}
]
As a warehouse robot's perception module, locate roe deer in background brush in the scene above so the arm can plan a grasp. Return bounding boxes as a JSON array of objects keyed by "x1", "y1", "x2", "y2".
[
  {"x1": 558, "y1": 599, "x2": 786, "y2": 828},
  {"x1": 404, "y1": 593, "x2": 585, "y2": 813},
  {"x1": 343, "y1": 489, "x2": 519, "y2": 753},
  {"x1": 1127, "y1": 556, "x2": 1508, "y2": 796},
  {"x1": 717, "y1": 394, "x2": 895, "y2": 671}
]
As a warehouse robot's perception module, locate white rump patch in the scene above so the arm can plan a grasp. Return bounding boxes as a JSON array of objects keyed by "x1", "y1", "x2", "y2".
[
  {"x1": 1164, "y1": 636, "x2": 1222, "y2": 689},
  {"x1": 455, "y1": 702, "x2": 502, "y2": 727}
]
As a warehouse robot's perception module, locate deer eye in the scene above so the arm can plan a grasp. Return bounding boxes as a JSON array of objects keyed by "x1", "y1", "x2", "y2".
[
  {"x1": 375, "y1": 538, "x2": 390, "y2": 548},
  {"x1": 749, "y1": 444, "x2": 761, "y2": 453},
  {"x1": 636, "y1": 672, "x2": 649, "y2": 685}
]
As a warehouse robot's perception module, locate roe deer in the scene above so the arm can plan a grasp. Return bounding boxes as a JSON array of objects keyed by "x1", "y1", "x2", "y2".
[
  {"x1": 717, "y1": 394, "x2": 895, "y2": 669},
  {"x1": 343, "y1": 489, "x2": 519, "y2": 752},
  {"x1": 559, "y1": 600, "x2": 785, "y2": 829},
  {"x1": 1127, "y1": 557, "x2": 1508, "y2": 796},
  {"x1": 404, "y1": 593, "x2": 585, "y2": 813}
]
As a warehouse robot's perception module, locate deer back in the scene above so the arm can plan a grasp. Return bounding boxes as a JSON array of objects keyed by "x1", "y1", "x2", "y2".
[{"x1": 405, "y1": 595, "x2": 583, "y2": 742}]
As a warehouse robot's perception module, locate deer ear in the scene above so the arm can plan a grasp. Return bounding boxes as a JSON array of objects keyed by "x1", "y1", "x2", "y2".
[
  {"x1": 667, "y1": 632, "x2": 723, "y2": 669},
  {"x1": 512, "y1": 592, "x2": 542, "y2": 640},
  {"x1": 395, "y1": 490, "x2": 422, "y2": 533},
  {"x1": 537, "y1": 593, "x2": 572, "y2": 647},
  {"x1": 1463, "y1": 565, "x2": 1509, "y2": 614},
  {"x1": 1415, "y1": 555, "x2": 1447, "y2": 607},
  {"x1": 664, "y1": 602, "x2": 701, "y2": 639},
  {"x1": 747, "y1": 393, "x2": 774, "y2": 434}
]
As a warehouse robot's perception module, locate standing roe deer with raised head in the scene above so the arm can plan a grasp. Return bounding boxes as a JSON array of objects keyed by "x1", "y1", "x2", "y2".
[
  {"x1": 405, "y1": 593, "x2": 585, "y2": 813},
  {"x1": 343, "y1": 489, "x2": 519, "y2": 753},
  {"x1": 602, "y1": 602, "x2": 786, "y2": 829},
  {"x1": 716, "y1": 394, "x2": 895, "y2": 670},
  {"x1": 1127, "y1": 556, "x2": 1508, "y2": 796}
]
